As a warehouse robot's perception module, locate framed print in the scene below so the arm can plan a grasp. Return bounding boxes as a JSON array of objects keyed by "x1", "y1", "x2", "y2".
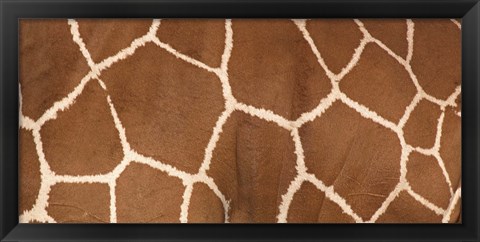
[
  {"x1": 16, "y1": 17, "x2": 463, "y2": 224},
  {"x1": 1, "y1": 0, "x2": 479, "y2": 241}
]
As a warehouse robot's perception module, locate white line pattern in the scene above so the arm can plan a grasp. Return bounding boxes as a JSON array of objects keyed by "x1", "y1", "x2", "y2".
[{"x1": 19, "y1": 18, "x2": 461, "y2": 223}]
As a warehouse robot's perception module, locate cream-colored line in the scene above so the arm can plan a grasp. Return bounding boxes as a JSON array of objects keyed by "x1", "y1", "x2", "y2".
[
  {"x1": 36, "y1": 72, "x2": 95, "y2": 127},
  {"x1": 368, "y1": 183, "x2": 405, "y2": 222},
  {"x1": 130, "y1": 151, "x2": 192, "y2": 181},
  {"x1": 109, "y1": 158, "x2": 133, "y2": 180},
  {"x1": 292, "y1": 19, "x2": 336, "y2": 81},
  {"x1": 198, "y1": 175, "x2": 231, "y2": 223},
  {"x1": 411, "y1": 145, "x2": 436, "y2": 156},
  {"x1": 277, "y1": 175, "x2": 305, "y2": 223},
  {"x1": 335, "y1": 37, "x2": 370, "y2": 81},
  {"x1": 371, "y1": 38, "x2": 407, "y2": 65},
  {"x1": 430, "y1": 111, "x2": 454, "y2": 196},
  {"x1": 406, "y1": 185, "x2": 445, "y2": 216},
  {"x1": 291, "y1": 128, "x2": 307, "y2": 173},
  {"x1": 96, "y1": 35, "x2": 155, "y2": 72},
  {"x1": 294, "y1": 19, "x2": 370, "y2": 83},
  {"x1": 433, "y1": 153, "x2": 454, "y2": 196},
  {"x1": 147, "y1": 19, "x2": 161, "y2": 37},
  {"x1": 31, "y1": 128, "x2": 54, "y2": 181},
  {"x1": 339, "y1": 92, "x2": 400, "y2": 133},
  {"x1": 398, "y1": 142, "x2": 413, "y2": 184},
  {"x1": 368, "y1": 143, "x2": 412, "y2": 222},
  {"x1": 180, "y1": 183, "x2": 194, "y2": 223},
  {"x1": 442, "y1": 85, "x2": 461, "y2": 110},
  {"x1": 109, "y1": 181, "x2": 117, "y2": 223},
  {"x1": 198, "y1": 107, "x2": 235, "y2": 174},
  {"x1": 220, "y1": 19, "x2": 233, "y2": 73},
  {"x1": 398, "y1": 93, "x2": 423, "y2": 129},
  {"x1": 234, "y1": 102, "x2": 294, "y2": 131},
  {"x1": 68, "y1": 19, "x2": 96, "y2": 70},
  {"x1": 406, "y1": 19, "x2": 415, "y2": 63},
  {"x1": 151, "y1": 37, "x2": 218, "y2": 74},
  {"x1": 96, "y1": 19, "x2": 160, "y2": 72},
  {"x1": 18, "y1": 84, "x2": 22, "y2": 114},
  {"x1": 450, "y1": 19, "x2": 461, "y2": 29},
  {"x1": 433, "y1": 111, "x2": 445, "y2": 151},
  {"x1": 20, "y1": 127, "x2": 57, "y2": 223},
  {"x1": 306, "y1": 174, "x2": 363, "y2": 223},
  {"x1": 403, "y1": 64, "x2": 452, "y2": 109},
  {"x1": 354, "y1": 19, "x2": 407, "y2": 65},
  {"x1": 421, "y1": 89, "x2": 449, "y2": 107},
  {"x1": 97, "y1": 79, "x2": 107, "y2": 90},
  {"x1": 215, "y1": 19, "x2": 236, "y2": 102},
  {"x1": 20, "y1": 116, "x2": 37, "y2": 131},
  {"x1": 54, "y1": 174, "x2": 111, "y2": 184},
  {"x1": 106, "y1": 95, "x2": 132, "y2": 153},
  {"x1": 442, "y1": 187, "x2": 461, "y2": 223},
  {"x1": 293, "y1": 89, "x2": 339, "y2": 127},
  {"x1": 19, "y1": 84, "x2": 37, "y2": 130}
]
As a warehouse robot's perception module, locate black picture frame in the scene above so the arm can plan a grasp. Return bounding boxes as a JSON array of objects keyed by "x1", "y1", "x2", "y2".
[{"x1": 1, "y1": 0, "x2": 479, "y2": 241}]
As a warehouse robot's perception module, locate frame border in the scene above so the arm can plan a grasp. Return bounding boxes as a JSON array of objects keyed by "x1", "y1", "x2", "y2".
[{"x1": 1, "y1": 0, "x2": 479, "y2": 241}]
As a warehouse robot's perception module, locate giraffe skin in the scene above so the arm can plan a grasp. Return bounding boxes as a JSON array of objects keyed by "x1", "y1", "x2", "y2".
[{"x1": 18, "y1": 19, "x2": 461, "y2": 223}]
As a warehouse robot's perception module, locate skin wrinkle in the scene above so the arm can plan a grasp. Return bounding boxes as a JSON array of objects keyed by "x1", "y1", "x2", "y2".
[
  {"x1": 48, "y1": 203, "x2": 108, "y2": 223},
  {"x1": 18, "y1": 18, "x2": 461, "y2": 223}
]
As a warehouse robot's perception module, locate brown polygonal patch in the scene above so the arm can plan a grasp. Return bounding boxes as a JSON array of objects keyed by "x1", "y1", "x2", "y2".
[
  {"x1": 300, "y1": 102, "x2": 401, "y2": 220},
  {"x1": 317, "y1": 198, "x2": 356, "y2": 223},
  {"x1": 19, "y1": 129, "x2": 41, "y2": 214},
  {"x1": 306, "y1": 19, "x2": 363, "y2": 74},
  {"x1": 287, "y1": 181, "x2": 325, "y2": 223},
  {"x1": 403, "y1": 100, "x2": 442, "y2": 148},
  {"x1": 19, "y1": 19, "x2": 90, "y2": 120},
  {"x1": 41, "y1": 81, "x2": 123, "y2": 176},
  {"x1": 406, "y1": 152, "x2": 451, "y2": 209},
  {"x1": 157, "y1": 19, "x2": 226, "y2": 68},
  {"x1": 77, "y1": 19, "x2": 152, "y2": 63},
  {"x1": 377, "y1": 191, "x2": 442, "y2": 223},
  {"x1": 207, "y1": 111, "x2": 296, "y2": 223},
  {"x1": 362, "y1": 19, "x2": 408, "y2": 58},
  {"x1": 100, "y1": 43, "x2": 224, "y2": 174},
  {"x1": 300, "y1": 101, "x2": 401, "y2": 186},
  {"x1": 411, "y1": 19, "x2": 461, "y2": 100},
  {"x1": 228, "y1": 19, "x2": 332, "y2": 120},
  {"x1": 340, "y1": 44, "x2": 417, "y2": 122},
  {"x1": 116, "y1": 163, "x2": 184, "y2": 223},
  {"x1": 47, "y1": 183, "x2": 110, "y2": 223},
  {"x1": 187, "y1": 183, "x2": 225, "y2": 223},
  {"x1": 440, "y1": 109, "x2": 461, "y2": 190}
]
